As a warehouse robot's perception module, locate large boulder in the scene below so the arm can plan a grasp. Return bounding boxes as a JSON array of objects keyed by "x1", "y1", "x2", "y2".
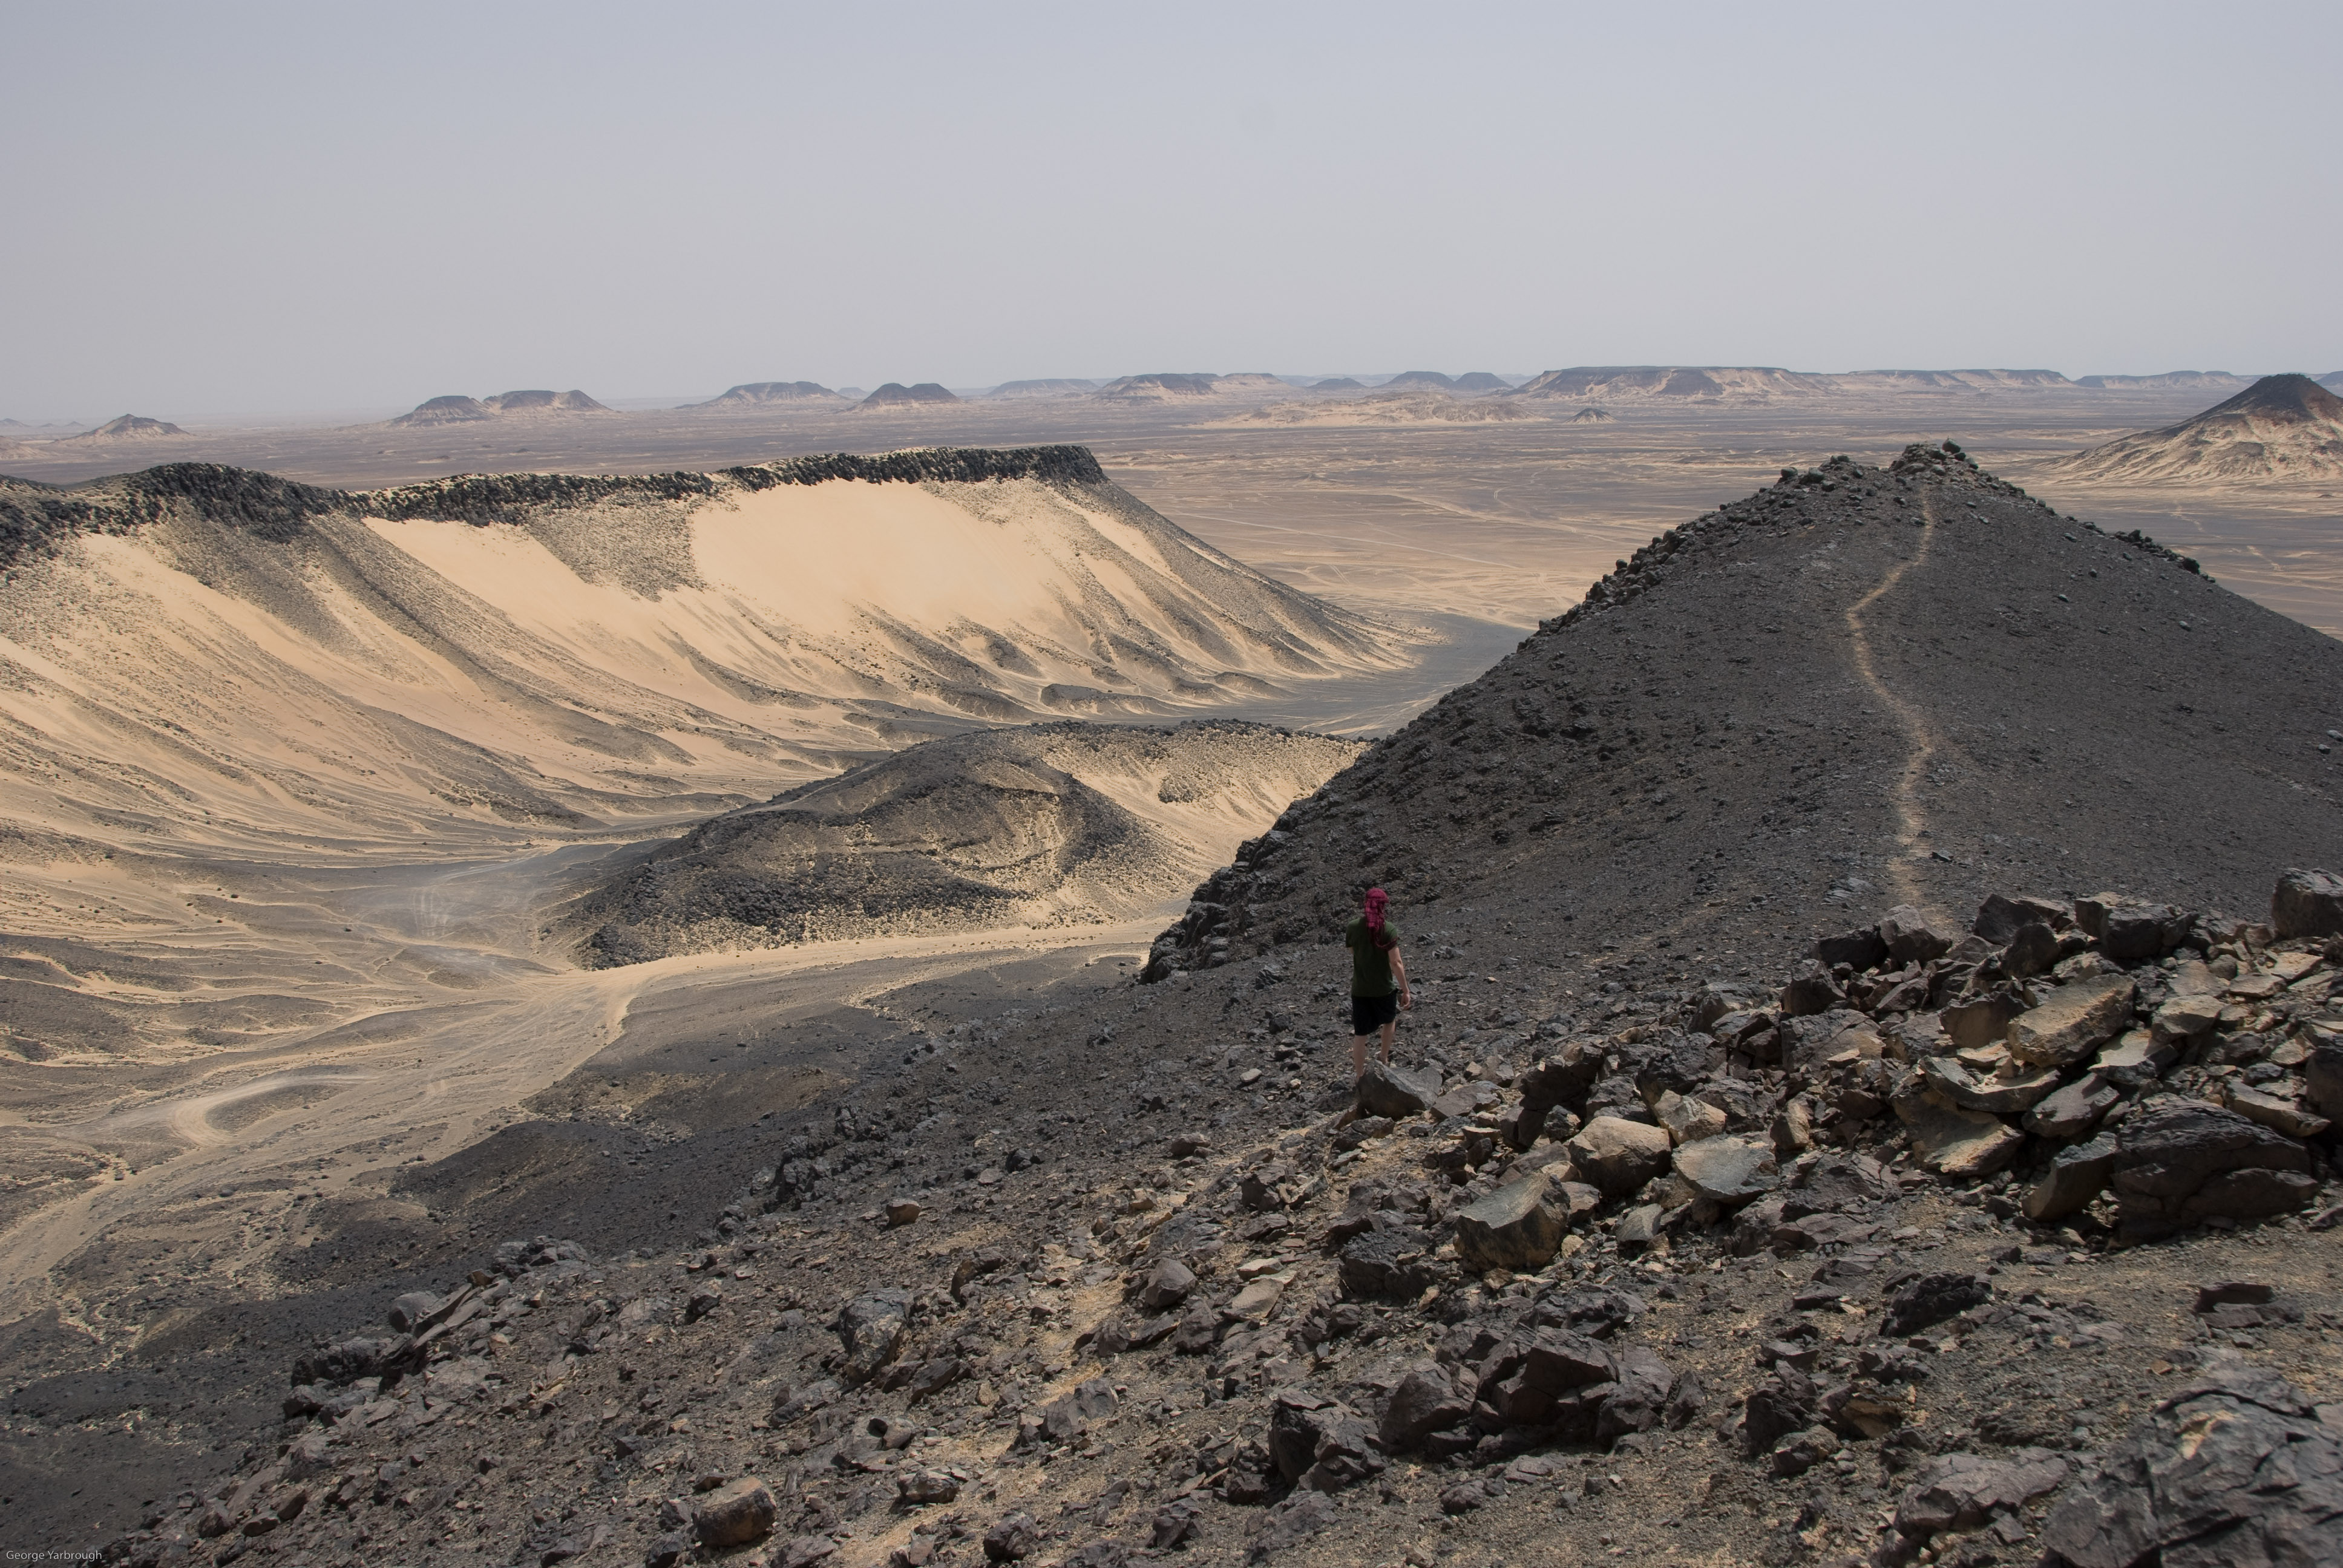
[
  {"x1": 2074, "y1": 893, "x2": 2190, "y2": 959},
  {"x1": 2149, "y1": 993, "x2": 2224, "y2": 1045},
  {"x1": 694, "y1": 1478, "x2": 779, "y2": 1547},
  {"x1": 2007, "y1": 976, "x2": 2137, "y2": 1067},
  {"x1": 1973, "y1": 893, "x2": 2067, "y2": 944},
  {"x1": 1138, "y1": 1259, "x2": 1196, "y2": 1311},
  {"x1": 1337, "y1": 1224, "x2": 1435, "y2": 1301},
  {"x1": 2041, "y1": 1364, "x2": 2342, "y2": 1568},
  {"x1": 2025, "y1": 1074, "x2": 2119, "y2": 1139},
  {"x1": 1920, "y1": 1055, "x2": 2062, "y2": 1115},
  {"x1": 1266, "y1": 1393, "x2": 1383, "y2": 1493},
  {"x1": 1879, "y1": 905, "x2": 1958, "y2": 963},
  {"x1": 1892, "y1": 1449, "x2": 2068, "y2": 1541},
  {"x1": 1671, "y1": 1137, "x2": 1779, "y2": 1209},
  {"x1": 1452, "y1": 1173, "x2": 1569, "y2": 1272},
  {"x1": 2272, "y1": 867, "x2": 2343, "y2": 941},
  {"x1": 1892, "y1": 1084, "x2": 2024, "y2": 1177},
  {"x1": 1942, "y1": 995, "x2": 2024, "y2": 1054},
  {"x1": 1354, "y1": 1061, "x2": 1440, "y2": 1119},
  {"x1": 2109, "y1": 1100, "x2": 2316, "y2": 1241},
  {"x1": 1778, "y1": 1010, "x2": 1878, "y2": 1077},
  {"x1": 837, "y1": 1290, "x2": 913, "y2": 1386},
  {"x1": 1881, "y1": 1273, "x2": 1991, "y2": 1338},
  {"x1": 1814, "y1": 927, "x2": 1889, "y2": 971},
  {"x1": 1516, "y1": 1043, "x2": 1605, "y2": 1121},
  {"x1": 2305, "y1": 1036, "x2": 2343, "y2": 1119},
  {"x1": 1379, "y1": 1364, "x2": 1472, "y2": 1452},
  {"x1": 2099, "y1": 903, "x2": 2191, "y2": 962},
  {"x1": 2023, "y1": 1133, "x2": 2117, "y2": 1222},
  {"x1": 2223, "y1": 1083, "x2": 2331, "y2": 1140},
  {"x1": 1778, "y1": 962, "x2": 1845, "y2": 1018},
  {"x1": 1565, "y1": 1116, "x2": 1673, "y2": 1198},
  {"x1": 1470, "y1": 1328, "x2": 1634, "y2": 1436}
]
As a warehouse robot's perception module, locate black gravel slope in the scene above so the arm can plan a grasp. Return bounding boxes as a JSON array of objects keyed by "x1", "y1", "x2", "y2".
[{"x1": 1145, "y1": 442, "x2": 2342, "y2": 984}]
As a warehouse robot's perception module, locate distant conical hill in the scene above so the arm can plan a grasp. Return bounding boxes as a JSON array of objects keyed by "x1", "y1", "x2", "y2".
[
  {"x1": 2049, "y1": 373, "x2": 2343, "y2": 481},
  {"x1": 63, "y1": 414, "x2": 188, "y2": 442},
  {"x1": 1139, "y1": 439, "x2": 2343, "y2": 982}
]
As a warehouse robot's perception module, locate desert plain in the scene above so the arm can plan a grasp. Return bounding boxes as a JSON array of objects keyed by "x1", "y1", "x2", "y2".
[{"x1": 1, "y1": 371, "x2": 2338, "y2": 1555}]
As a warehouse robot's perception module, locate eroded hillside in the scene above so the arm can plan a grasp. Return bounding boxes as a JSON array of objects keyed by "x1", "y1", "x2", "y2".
[{"x1": 560, "y1": 723, "x2": 1365, "y2": 966}]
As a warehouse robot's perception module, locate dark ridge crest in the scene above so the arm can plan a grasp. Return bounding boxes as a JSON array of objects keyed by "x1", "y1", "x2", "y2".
[
  {"x1": 722, "y1": 444, "x2": 1106, "y2": 492},
  {"x1": 0, "y1": 446, "x2": 1111, "y2": 568}
]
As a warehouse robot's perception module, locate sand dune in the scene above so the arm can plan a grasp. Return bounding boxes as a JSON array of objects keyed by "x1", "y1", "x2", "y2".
[{"x1": 0, "y1": 449, "x2": 1410, "y2": 863}]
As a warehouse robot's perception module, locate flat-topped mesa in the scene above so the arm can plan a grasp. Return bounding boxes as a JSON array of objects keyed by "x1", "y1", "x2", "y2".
[
  {"x1": 0, "y1": 446, "x2": 1113, "y2": 567},
  {"x1": 683, "y1": 381, "x2": 840, "y2": 408},
  {"x1": 388, "y1": 389, "x2": 608, "y2": 426},
  {"x1": 0, "y1": 443, "x2": 1407, "y2": 851},
  {"x1": 1507, "y1": 365, "x2": 1840, "y2": 401}
]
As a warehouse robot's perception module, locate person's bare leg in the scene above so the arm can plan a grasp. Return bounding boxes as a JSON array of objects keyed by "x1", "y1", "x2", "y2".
[
  {"x1": 1378, "y1": 1019, "x2": 1397, "y2": 1065},
  {"x1": 1352, "y1": 1033, "x2": 1371, "y2": 1079}
]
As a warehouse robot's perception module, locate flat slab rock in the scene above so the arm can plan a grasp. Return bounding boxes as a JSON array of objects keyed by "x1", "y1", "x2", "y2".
[{"x1": 2040, "y1": 1362, "x2": 2343, "y2": 1567}]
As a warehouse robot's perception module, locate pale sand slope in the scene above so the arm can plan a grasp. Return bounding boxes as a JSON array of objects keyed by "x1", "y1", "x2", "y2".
[
  {"x1": 0, "y1": 892, "x2": 1166, "y2": 1316},
  {"x1": 0, "y1": 451, "x2": 1415, "y2": 864},
  {"x1": 0, "y1": 720, "x2": 1365, "y2": 1316},
  {"x1": 0, "y1": 448, "x2": 1397, "y2": 1309}
]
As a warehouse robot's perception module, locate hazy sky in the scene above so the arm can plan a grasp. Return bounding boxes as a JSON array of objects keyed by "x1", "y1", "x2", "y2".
[{"x1": 4, "y1": 1, "x2": 2338, "y2": 419}]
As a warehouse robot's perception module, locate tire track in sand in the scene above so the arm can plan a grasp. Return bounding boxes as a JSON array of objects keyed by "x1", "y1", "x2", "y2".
[{"x1": 1843, "y1": 488, "x2": 1945, "y2": 909}]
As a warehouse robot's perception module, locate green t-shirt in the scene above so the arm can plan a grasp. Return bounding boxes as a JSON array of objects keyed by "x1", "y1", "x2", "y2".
[{"x1": 1345, "y1": 916, "x2": 1399, "y2": 997}]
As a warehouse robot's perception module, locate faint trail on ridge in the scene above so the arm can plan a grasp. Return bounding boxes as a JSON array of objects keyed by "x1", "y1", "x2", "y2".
[{"x1": 1843, "y1": 489, "x2": 1946, "y2": 910}]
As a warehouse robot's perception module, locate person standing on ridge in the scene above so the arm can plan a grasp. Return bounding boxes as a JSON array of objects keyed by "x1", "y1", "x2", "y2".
[{"x1": 1346, "y1": 886, "x2": 1411, "y2": 1080}]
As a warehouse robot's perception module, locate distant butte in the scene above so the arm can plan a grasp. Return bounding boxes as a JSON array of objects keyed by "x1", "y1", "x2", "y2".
[
  {"x1": 683, "y1": 381, "x2": 839, "y2": 408},
  {"x1": 388, "y1": 390, "x2": 608, "y2": 426},
  {"x1": 857, "y1": 382, "x2": 960, "y2": 407}
]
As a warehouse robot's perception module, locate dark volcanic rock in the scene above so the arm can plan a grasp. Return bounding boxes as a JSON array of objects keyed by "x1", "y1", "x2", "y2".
[
  {"x1": 2108, "y1": 1100, "x2": 2316, "y2": 1240},
  {"x1": 1881, "y1": 1273, "x2": 1991, "y2": 1337},
  {"x1": 2272, "y1": 867, "x2": 2343, "y2": 939},
  {"x1": 2041, "y1": 1364, "x2": 2342, "y2": 1568}
]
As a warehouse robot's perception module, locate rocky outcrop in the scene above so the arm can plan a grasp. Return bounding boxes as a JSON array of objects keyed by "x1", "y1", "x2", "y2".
[{"x1": 2040, "y1": 1363, "x2": 2342, "y2": 1567}]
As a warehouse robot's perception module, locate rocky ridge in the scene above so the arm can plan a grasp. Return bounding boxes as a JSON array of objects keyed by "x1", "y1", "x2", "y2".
[
  {"x1": 69, "y1": 443, "x2": 2343, "y2": 1567},
  {"x1": 92, "y1": 873, "x2": 2343, "y2": 1568}
]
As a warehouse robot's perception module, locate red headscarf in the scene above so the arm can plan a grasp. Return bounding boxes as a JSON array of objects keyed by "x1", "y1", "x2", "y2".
[{"x1": 1363, "y1": 887, "x2": 1389, "y2": 935}]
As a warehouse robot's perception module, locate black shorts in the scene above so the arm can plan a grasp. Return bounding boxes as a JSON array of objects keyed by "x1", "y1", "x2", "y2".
[{"x1": 1351, "y1": 993, "x2": 1398, "y2": 1035}]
